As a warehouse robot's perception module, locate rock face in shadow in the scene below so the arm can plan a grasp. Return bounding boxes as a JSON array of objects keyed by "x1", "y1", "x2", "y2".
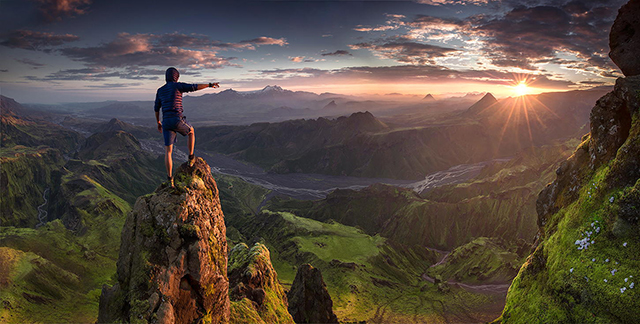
[
  {"x1": 287, "y1": 264, "x2": 338, "y2": 324},
  {"x1": 97, "y1": 158, "x2": 230, "y2": 323},
  {"x1": 609, "y1": 0, "x2": 640, "y2": 77}
]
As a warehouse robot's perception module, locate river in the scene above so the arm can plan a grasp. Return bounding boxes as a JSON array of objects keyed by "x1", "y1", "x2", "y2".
[{"x1": 139, "y1": 139, "x2": 507, "y2": 200}]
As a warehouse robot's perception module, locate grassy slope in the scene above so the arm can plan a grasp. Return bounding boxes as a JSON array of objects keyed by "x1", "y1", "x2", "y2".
[
  {"x1": 0, "y1": 125, "x2": 163, "y2": 322},
  {"x1": 498, "y1": 138, "x2": 640, "y2": 322}
]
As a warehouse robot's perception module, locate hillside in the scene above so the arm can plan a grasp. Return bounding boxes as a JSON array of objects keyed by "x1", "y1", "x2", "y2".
[
  {"x1": 196, "y1": 88, "x2": 604, "y2": 180},
  {"x1": 496, "y1": 3, "x2": 640, "y2": 321},
  {"x1": 0, "y1": 97, "x2": 165, "y2": 322},
  {"x1": 267, "y1": 143, "x2": 576, "y2": 251}
]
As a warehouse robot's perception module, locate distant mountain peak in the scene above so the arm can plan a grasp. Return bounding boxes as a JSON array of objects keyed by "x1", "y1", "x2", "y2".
[
  {"x1": 466, "y1": 92, "x2": 498, "y2": 115},
  {"x1": 423, "y1": 94, "x2": 436, "y2": 101},
  {"x1": 323, "y1": 100, "x2": 338, "y2": 110},
  {"x1": 262, "y1": 85, "x2": 285, "y2": 92}
]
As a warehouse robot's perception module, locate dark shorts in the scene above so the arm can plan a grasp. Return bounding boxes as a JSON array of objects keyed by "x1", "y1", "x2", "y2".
[{"x1": 163, "y1": 116, "x2": 193, "y2": 146}]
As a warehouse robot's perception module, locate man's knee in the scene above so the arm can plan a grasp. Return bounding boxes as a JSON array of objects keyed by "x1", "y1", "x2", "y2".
[{"x1": 165, "y1": 145, "x2": 173, "y2": 153}]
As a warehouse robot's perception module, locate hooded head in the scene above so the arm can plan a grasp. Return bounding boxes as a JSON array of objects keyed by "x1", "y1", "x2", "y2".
[{"x1": 165, "y1": 67, "x2": 179, "y2": 82}]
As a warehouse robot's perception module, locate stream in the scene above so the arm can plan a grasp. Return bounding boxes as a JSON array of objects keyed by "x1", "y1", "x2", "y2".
[
  {"x1": 35, "y1": 187, "x2": 50, "y2": 228},
  {"x1": 422, "y1": 247, "x2": 511, "y2": 294}
]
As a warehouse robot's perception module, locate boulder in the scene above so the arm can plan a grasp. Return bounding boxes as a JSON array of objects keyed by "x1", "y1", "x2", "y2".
[{"x1": 609, "y1": 0, "x2": 640, "y2": 76}]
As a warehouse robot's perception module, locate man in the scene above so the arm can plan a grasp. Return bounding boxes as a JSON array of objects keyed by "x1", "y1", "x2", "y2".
[{"x1": 154, "y1": 67, "x2": 219, "y2": 187}]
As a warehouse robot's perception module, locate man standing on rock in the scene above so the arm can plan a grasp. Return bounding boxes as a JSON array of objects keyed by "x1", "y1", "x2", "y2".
[{"x1": 154, "y1": 67, "x2": 219, "y2": 187}]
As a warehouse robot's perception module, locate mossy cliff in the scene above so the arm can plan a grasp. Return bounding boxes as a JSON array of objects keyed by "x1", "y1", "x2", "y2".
[
  {"x1": 497, "y1": 2, "x2": 640, "y2": 321},
  {"x1": 228, "y1": 243, "x2": 294, "y2": 324},
  {"x1": 98, "y1": 158, "x2": 230, "y2": 323}
]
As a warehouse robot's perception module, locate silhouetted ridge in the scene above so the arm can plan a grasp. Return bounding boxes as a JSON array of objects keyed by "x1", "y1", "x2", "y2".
[
  {"x1": 466, "y1": 92, "x2": 498, "y2": 115},
  {"x1": 423, "y1": 94, "x2": 436, "y2": 101},
  {"x1": 323, "y1": 100, "x2": 338, "y2": 110}
]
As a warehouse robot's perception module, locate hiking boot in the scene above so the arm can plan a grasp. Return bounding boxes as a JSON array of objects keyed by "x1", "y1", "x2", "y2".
[
  {"x1": 167, "y1": 176, "x2": 174, "y2": 188},
  {"x1": 188, "y1": 154, "x2": 196, "y2": 167}
]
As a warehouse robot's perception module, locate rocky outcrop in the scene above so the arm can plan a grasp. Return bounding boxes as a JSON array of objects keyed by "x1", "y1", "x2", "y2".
[
  {"x1": 228, "y1": 243, "x2": 294, "y2": 324},
  {"x1": 609, "y1": 0, "x2": 640, "y2": 77},
  {"x1": 537, "y1": 76, "x2": 639, "y2": 230},
  {"x1": 287, "y1": 264, "x2": 338, "y2": 324},
  {"x1": 97, "y1": 158, "x2": 230, "y2": 323}
]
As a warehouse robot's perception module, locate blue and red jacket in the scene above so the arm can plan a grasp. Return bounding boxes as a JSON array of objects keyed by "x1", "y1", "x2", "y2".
[{"x1": 154, "y1": 67, "x2": 198, "y2": 120}]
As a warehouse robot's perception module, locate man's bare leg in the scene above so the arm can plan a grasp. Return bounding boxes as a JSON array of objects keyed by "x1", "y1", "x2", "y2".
[
  {"x1": 188, "y1": 129, "x2": 195, "y2": 166},
  {"x1": 188, "y1": 129, "x2": 195, "y2": 156},
  {"x1": 165, "y1": 144, "x2": 173, "y2": 186}
]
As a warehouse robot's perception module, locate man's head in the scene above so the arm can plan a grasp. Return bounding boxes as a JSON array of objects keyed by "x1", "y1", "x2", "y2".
[{"x1": 165, "y1": 67, "x2": 179, "y2": 82}]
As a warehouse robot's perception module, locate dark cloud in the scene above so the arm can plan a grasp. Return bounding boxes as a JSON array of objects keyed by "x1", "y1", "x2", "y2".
[
  {"x1": 25, "y1": 67, "x2": 175, "y2": 81},
  {"x1": 0, "y1": 69, "x2": 8, "y2": 73},
  {"x1": 16, "y1": 58, "x2": 45, "y2": 68},
  {"x1": 35, "y1": 0, "x2": 92, "y2": 22},
  {"x1": 321, "y1": 50, "x2": 352, "y2": 56},
  {"x1": 86, "y1": 83, "x2": 143, "y2": 88},
  {"x1": 415, "y1": 0, "x2": 489, "y2": 5},
  {"x1": 468, "y1": 1, "x2": 624, "y2": 72},
  {"x1": 349, "y1": 40, "x2": 458, "y2": 64},
  {"x1": 0, "y1": 30, "x2": 79, "y2": 50},
  {"x1": 57, "y1": 32, "x2": 287, "y2": 69}
]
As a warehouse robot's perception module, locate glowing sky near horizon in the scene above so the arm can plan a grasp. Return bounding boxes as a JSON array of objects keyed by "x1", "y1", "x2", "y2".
[{"x1": 0, "y1": 0, "x2": 627, "y2": 103}]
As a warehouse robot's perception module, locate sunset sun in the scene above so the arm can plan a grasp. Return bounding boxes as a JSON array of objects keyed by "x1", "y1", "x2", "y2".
[{"x1": 513, "y1": 81, "x2": 530, "y2": 96}]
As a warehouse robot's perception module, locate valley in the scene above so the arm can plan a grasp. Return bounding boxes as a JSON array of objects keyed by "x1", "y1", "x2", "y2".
[{"x1": 0, "y1": 82, "x2": 627, "y2": 323}]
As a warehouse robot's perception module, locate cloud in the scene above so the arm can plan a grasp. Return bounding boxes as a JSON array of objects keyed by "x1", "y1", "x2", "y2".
[
  {"x1": 56, "y1": 32, "x2": 287, "y2": 70},
  {"x1": 289, "y1": 56, "x2": 305, "y2": 63},
  {"x1": 86, "y1": 83, "x2": 143, "y2": 88},
  {"x1": 321, "y1": 50, "x2": 352, "y2": 57},
  {"x1": 415, "y1": 0, "x2": 489, "y2": 5},
  {"x1": 0, "y1": 69, "x2": 8, "y2": 73},
  {"x1": 362, "y1": 0, "x2": 624, "y2": 76},
  {"x1": 16, "y1": 58, "x2": 45, "y2": 68},
  {"x1": 25, "y1": 67, "x2": 174, "y2": 81},
  {"x1": 354, "y1": 25, "x2": 398, "y2": 32},
  {"x1": 349, "y1": 39, "x2": 459, "y2": 64},
  {"x1": 253, "y1": 65, "x2": 575, "y2": 89},
  {"x1": 467, "y1": 3, "x2": 624, "y2": 72},
  {"x1": 240, "y1": 37, "x2": 288, "y2": 47},
  {"x1": 0, "y1": 30, "x2": 79, "y2": 50},
  {"x1": 35, "y1": 0, "x2": 92, "y2": 22}
]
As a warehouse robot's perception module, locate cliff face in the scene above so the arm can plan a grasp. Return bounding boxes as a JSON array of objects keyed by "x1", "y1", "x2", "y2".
[
  {"x1": 98, "y1": 158, "x2": 230, "y2": 323},
  {"x1": 497, "y1": 2, "x2": 640, "y2": 322}
]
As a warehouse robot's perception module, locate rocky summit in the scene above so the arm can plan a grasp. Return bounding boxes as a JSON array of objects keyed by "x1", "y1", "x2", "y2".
[
  {"x1": 97, "y1": 158, "x2": 229, "y2": 324},
  {"x1": 287, "y1": 264, "x2": 339, "y2": 324}
]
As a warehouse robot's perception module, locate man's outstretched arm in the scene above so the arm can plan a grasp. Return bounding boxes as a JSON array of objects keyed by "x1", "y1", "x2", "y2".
[{"x1": 194, "y1": 82, "x2": 220, "y2": 91}]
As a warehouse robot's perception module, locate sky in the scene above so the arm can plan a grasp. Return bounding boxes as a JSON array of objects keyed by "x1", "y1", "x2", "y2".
[{"x1": 0, "y1": 0, "x2": 628, "y2": 103}]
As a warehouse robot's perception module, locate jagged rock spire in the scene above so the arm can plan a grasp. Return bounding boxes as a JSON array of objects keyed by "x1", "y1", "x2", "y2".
[{"x1": 98, "y1": 158, "x2": 230, "y2": 323}]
